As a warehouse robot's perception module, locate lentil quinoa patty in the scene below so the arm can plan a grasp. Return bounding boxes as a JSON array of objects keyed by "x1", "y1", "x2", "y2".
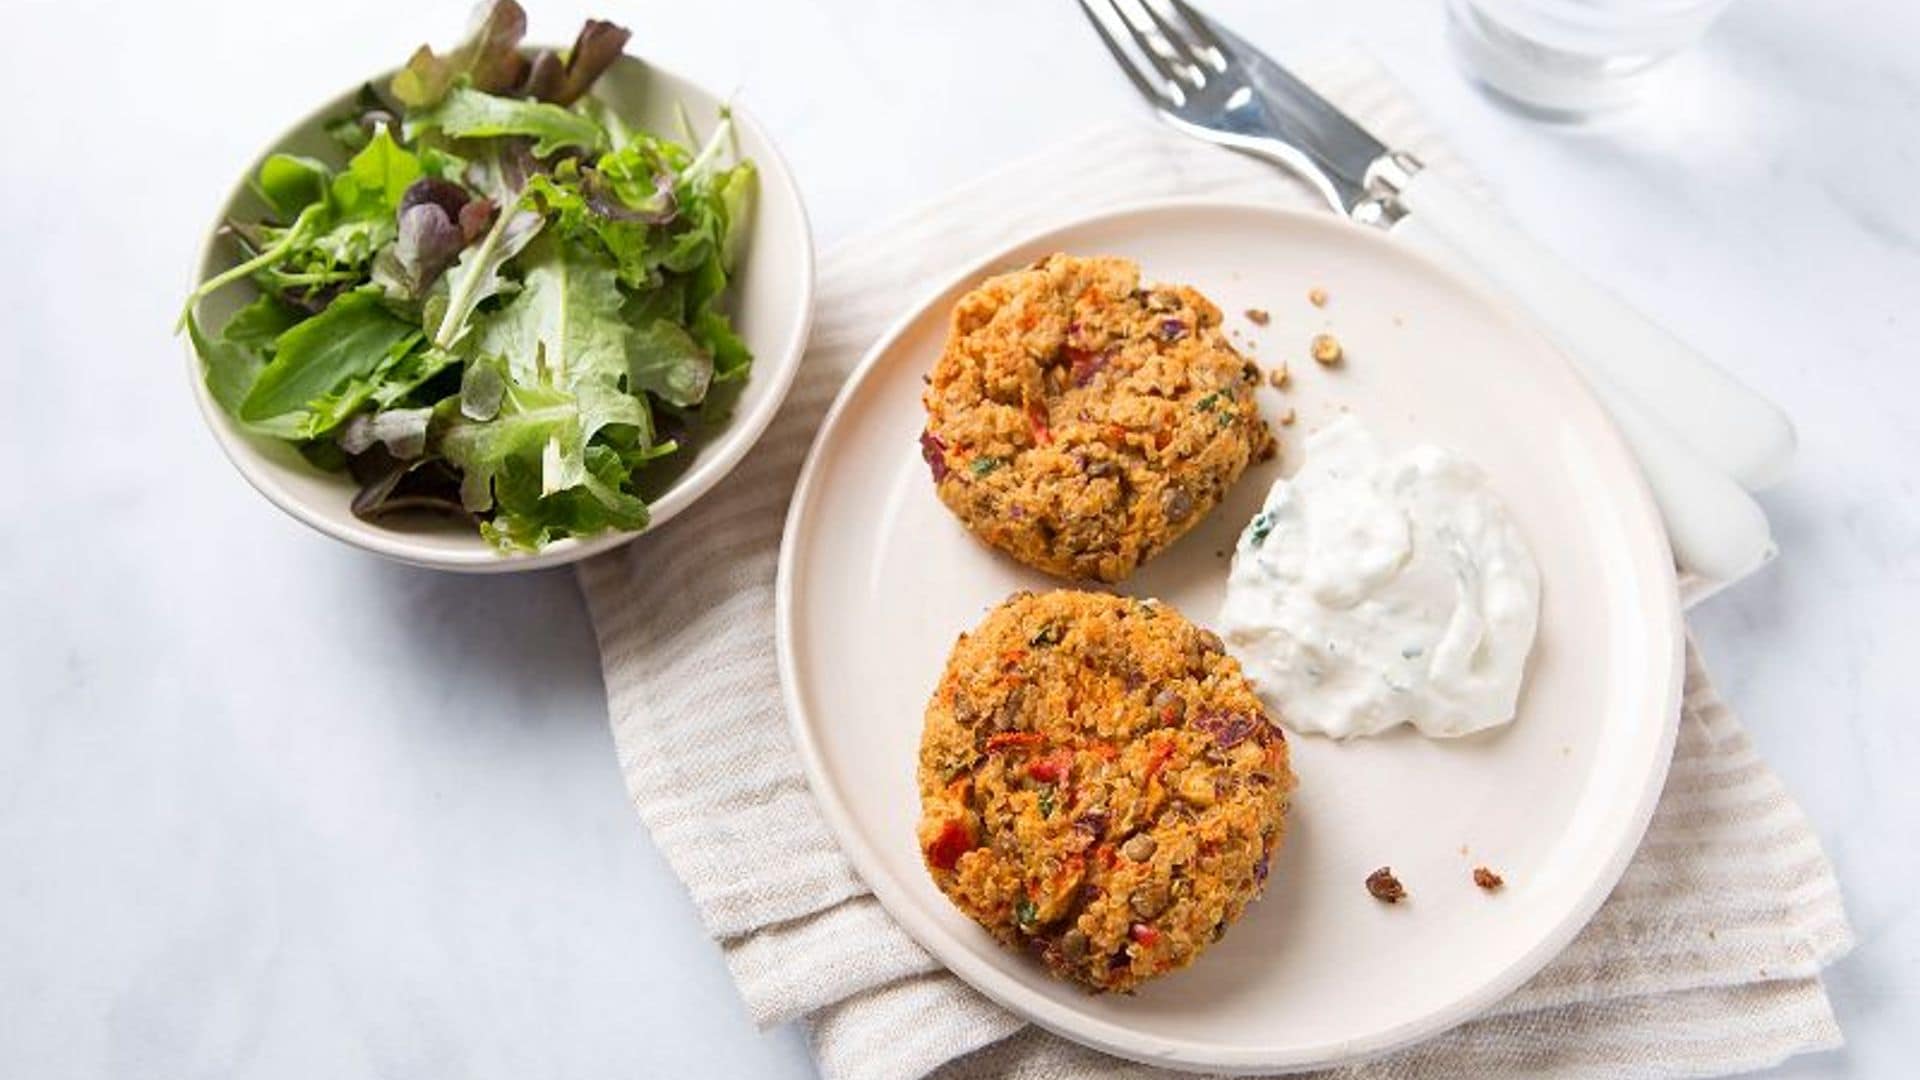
[
  {"x1": 920, "y1": 254, "x2": 1273, "y2": 583},
  {"x1": 916, "y1": 590, "x2": 1293, "y2": 992}
]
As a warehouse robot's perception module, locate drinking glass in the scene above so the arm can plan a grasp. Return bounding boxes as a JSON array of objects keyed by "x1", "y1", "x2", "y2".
[{"x1": 1447, "y1": 0, "x2": 1737, "y2": 117}]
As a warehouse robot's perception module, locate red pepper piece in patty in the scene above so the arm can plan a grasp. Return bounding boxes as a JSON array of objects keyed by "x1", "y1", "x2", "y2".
[
  {"x1": 925, "y1": 819, "x2": 974, "y2": 871},
  {"x1": 1027, "y1": 749, "x2": 1073, "y2": 784},
  {"x1": 1144, "y1": 736, "x2": 1176, "y2": 780},
  {"x1": 1026, "y1": 400, "x2": 1053, "y2": 446},
  {"x1": 985, "y1": 731, "x2": 1045, "y2": 753}
]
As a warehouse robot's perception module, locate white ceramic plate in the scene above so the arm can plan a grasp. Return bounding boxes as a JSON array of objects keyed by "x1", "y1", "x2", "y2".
[
  {"x1": 185, "y1": 56, "x2": 813, "y2": 572},
  {"x1": 778, "y1": 202, "x2": 1683, "y2": 1073}
]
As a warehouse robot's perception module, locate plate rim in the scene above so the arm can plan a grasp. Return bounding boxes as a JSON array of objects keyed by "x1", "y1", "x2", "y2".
[{"x1": 776, "y1": 197, "x2": 1684, "y2": 1073}]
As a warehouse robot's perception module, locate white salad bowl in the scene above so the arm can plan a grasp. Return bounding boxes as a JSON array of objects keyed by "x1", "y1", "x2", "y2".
[{"x1": 183, "y1": 55, "x2": 813, "y2": 572}]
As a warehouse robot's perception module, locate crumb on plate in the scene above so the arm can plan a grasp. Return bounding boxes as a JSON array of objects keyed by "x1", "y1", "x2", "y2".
[
  {"x1": 1366, "y1": 866, "x2": 1406, "y2": 903},
  {"x1": 1307, "y1": 286, "x2": 1327, "y2": 307},
  {"x1": 1311, "y1": 333, "x2": 1343, "y2": 366},
  {"x1": 1268, "y1": 360, "x2": 1289, "y2": 389},
  {"x1": 1473, "y1": 866, "x2": 1505, "y2": 891},
  {"x1": 1245, "y1": 308, "x2": 1270, "y2": 326}
]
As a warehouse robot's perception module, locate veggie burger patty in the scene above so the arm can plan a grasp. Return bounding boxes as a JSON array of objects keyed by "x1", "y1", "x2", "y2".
[
  {"x1": 916, "y1": 590, "x2": 1293, "y2": 992},
  {"x1": 919, "y1": 254, "x2": 1273, "y2": 583}
]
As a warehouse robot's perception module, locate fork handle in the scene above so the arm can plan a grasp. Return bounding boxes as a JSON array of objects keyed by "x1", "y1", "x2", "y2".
[
  {"x1": 1387, "y1": 167, "x2": 1797, "y2": 492},
  {"x1": 1384, "y1": 169, "x2": 1779, "y2": 585}
]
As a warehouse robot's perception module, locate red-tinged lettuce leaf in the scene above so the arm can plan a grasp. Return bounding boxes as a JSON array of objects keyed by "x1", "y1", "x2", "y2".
[
  {"x1": 583, "y1": 168, "x2": 675, "y2": 224},
  {"x1": 425, "y1": 198, "x2": 543, "y2": 350},
  {"x1": 373, "y1": 201, "x2": 466, "y2": 301},
  {"x1": 401, "y1": 176, "x2": 471, "y2": 220},
  {"x1": 390, "y1": 0, "x2": 530, "y2": 109},
  {"x1": 522, "y1": 19, "x2": 631, "y2": 106},
  {"x1": 347, "y1": 446, "x2": 468, "y2": 522}
]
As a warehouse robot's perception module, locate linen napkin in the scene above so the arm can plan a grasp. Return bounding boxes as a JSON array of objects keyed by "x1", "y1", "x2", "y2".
[{"x1": 577, "y1": 53, "x2": 1852, "y2": 1080}]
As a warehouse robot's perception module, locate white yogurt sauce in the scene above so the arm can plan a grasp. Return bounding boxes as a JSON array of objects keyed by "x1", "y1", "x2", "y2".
[{"x1": 1219, "y1": 417, "x2": 1540, "y2": 739}]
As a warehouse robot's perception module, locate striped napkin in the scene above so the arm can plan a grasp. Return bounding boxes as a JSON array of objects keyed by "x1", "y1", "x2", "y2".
[{"x1": 577, "y1": 53, "x2": 1851, "y2": 1080}]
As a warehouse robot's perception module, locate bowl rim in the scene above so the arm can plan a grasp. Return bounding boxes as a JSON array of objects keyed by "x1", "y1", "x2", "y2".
[{"x1": 182, "y1": 53, "x2": 814, "y2": 573}]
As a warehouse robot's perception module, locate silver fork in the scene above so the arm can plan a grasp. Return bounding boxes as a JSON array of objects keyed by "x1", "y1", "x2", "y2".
[{"x1": 1073, "y1": 0, "x2": 1383, "y2": 218}]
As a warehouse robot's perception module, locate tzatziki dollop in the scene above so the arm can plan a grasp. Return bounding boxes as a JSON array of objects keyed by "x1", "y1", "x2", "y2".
[{"x1": 1219, "y1": 417, "x2": 1540, "y2": 739}]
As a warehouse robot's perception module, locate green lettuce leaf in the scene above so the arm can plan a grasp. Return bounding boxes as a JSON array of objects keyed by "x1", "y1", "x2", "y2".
[
  {"x1": 435, "y1": 380, "x2": 575, "y2": 511},
  {"x1": 438, "y1": 236, "x2": 656, "y2": 548},
  {"x1": 256, "y1": 154, "x2": 331, "y2": 218},
  {"x1": 714, "y1": 162, "x2": 756, "y2": 272},
  {"x1": 240, "y1": 290, "x2": 419, "y2": 426},
  {"x1": 473, "y1": 234, "x2": 630, "y2": 387},
  {"x1": 187, "y1": 295, "x2": 305, "y2": 432},
  {"x1": 482, "y1": 443, "x2": 648, "y2": 550},
  {"x1": 331, "y1": 128, "x2": 422, "y2": 216},
  {"x1": 626, "y1": 317, "x2": 711, "y2": 407}
]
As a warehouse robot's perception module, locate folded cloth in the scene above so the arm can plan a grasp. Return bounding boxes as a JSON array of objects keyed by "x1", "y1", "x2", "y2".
[{"x1": 577, "y1": 53, "x2": 1851, "y2": 1080}]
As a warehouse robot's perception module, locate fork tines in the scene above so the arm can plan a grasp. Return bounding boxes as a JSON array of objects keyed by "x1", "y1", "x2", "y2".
[{"x1": 1076, "y1": 0, "x2": 1231, "y2": 107}]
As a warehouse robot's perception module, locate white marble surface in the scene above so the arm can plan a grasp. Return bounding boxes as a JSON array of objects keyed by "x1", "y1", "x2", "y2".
[{"x1": 2, "y1": 0, "x2": 1914, "y2": 1076}]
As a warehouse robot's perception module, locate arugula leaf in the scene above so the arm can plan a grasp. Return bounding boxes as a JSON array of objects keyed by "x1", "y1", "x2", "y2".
[
  {"x1": 369, "y1": 345, "x2": 460, "y2": 409},
  {"x1": 408, "y1": 86, "x2": 605, "y2": 158},
  {"x1": 177, "y1": 203, "x2": 326, "y2": 328},
  {"x1": 240, "y1": 290, "x2": 418, "y2": 424}
]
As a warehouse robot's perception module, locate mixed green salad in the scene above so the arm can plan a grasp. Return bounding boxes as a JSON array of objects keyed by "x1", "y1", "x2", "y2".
[{"x1": 180, "y1": 1, "x2": 756, "y2": 551}]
